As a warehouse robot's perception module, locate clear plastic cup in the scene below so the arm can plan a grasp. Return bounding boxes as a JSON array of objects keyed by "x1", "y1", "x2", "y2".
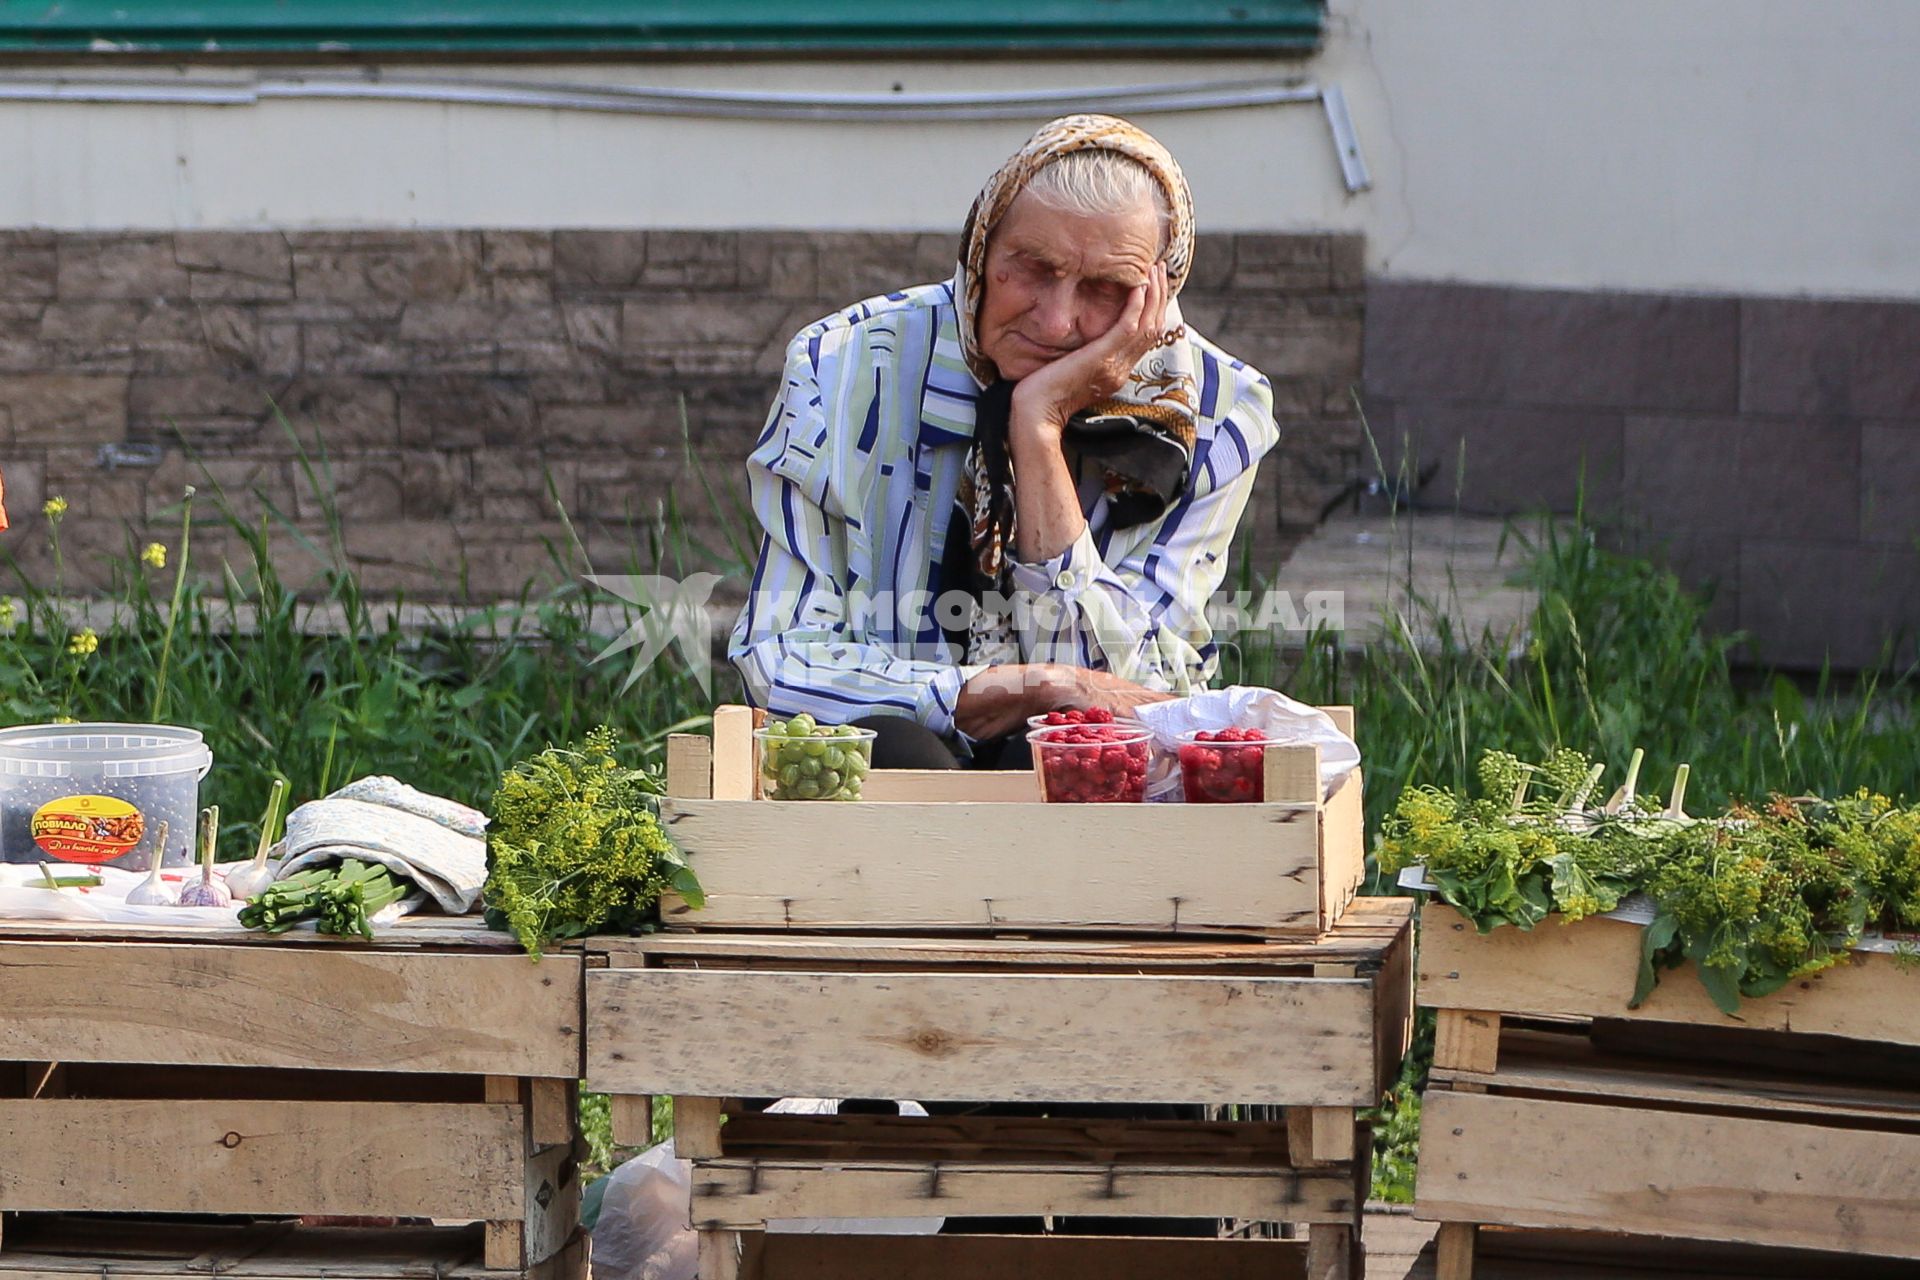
[
  {"x1": 754, "y1": 723, "x2": 877, "y2": 801},
  {"x1": 1027, "y1": 724, "x2": 1153, "y2": 804},
  {"x1": 1175, "y1": 728, "x2": 1284, "y2": 804}
]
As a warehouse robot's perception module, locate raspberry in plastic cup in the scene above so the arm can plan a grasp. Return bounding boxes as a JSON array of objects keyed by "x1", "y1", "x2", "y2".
[
  {"x1": 1028, "y1": 723, "x2": 1153, "y2": 803},
  {"x1": 1025, "y1": 707, "x2": 1139, "y2": 732},
  {"x1": 1176, "y1": 727, "x2": 1286, "y2": 803}
]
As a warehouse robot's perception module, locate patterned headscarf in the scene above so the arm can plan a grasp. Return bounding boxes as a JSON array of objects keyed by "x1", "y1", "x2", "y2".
[{"x1": 952, "y1": 114, "x2": 1201, "y2": 600}]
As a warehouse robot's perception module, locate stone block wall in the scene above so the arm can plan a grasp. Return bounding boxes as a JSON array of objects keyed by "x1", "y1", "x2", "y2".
[
  {"x1": 1364, "y1": 280, "x2": 1920, "y2": 670},
  {"x1": 0, "y1": 229, "x2": 1364, "y2": 601}
]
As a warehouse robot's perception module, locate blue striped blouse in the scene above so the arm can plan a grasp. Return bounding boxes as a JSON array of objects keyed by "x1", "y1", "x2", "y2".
[{"x1": 728, "y1": 279, "x2": 1280, "y2": 740}]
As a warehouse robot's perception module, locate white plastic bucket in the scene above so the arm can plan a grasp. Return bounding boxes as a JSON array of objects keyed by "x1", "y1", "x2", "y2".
[{"x1": 0, "y1": 723, "x2": 214, "y2": 870}]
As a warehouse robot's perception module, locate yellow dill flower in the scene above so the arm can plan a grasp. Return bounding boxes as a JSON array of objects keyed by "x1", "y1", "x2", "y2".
[
  {"x1": 0, "y1": 599, "x2": 15, "y2": 629},
  {"x1": 42, "y1": 496, "x2": 68, "y2": 522},
  {"x1": 66, "y1": 628, "x2": 99, "y2": 657},
  {"x1": 141, "y1": 542, "x2": 168, "y2": 569}
]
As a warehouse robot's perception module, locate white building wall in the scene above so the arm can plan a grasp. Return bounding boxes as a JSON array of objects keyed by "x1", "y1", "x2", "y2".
[{"x1": 0, "y1": 0, "x2": 1914, "y2": 298}]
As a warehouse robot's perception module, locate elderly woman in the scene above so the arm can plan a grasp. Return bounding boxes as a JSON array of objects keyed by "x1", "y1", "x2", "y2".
[{"x1": 730, "y1": 115, "x2": 1279, "y2": 768}]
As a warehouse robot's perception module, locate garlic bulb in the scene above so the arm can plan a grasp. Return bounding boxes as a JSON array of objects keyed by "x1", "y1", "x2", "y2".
[
  {"x1": 125, "y1": 821, "x2": 179, "y2": 907},
  {"x1": 223, "y1": 779, "x2": 288, "y2": 902},
  {"x1": 176, "y1": 805, "x2": 232, "y2": 909}
]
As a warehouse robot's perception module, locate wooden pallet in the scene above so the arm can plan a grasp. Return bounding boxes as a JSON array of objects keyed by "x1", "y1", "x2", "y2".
[
  {"x1": 657, "y1": 704, "x2": 1367, "y2": 936},
  {"x1": 0, "y1": 917, "x2": 585, "y2": 1278},
  {"x1": 588, "y1": 897, "x2": 1414, "y2": 1280},
  {"x1": 1414, "y1": 902, "x2": 1920, "y2": 1277}
]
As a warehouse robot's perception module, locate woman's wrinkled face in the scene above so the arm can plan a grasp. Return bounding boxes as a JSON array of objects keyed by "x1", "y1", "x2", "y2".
[{"x1": 977, "y1": 188, "x2": 1162, "y2": 382}]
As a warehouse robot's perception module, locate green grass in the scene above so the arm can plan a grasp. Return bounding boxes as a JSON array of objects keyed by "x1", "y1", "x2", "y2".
[
  {"x1": 1, "y1": 434, "x2": 734, "y2": 856},
  {"x1": 1225, "y1": 516, "x2": 1919, "y2": 840}
]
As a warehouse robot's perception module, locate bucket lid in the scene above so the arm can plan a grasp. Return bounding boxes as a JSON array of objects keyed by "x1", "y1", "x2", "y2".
[{"x1": 0, "y1": 722, "x2": 214, "y2": 778}]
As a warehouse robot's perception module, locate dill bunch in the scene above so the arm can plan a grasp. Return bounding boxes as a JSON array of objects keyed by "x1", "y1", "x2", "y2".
[{"x1": 484, "y1": 726, "x2": 703, "y2": 958}]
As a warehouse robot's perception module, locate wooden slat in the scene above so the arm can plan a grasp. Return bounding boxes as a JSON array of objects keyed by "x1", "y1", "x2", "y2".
[
  {"x1": 1435, "y1": 1221, "x2": 1476, "y2": 1280},
  {"x1": 0, "y1": 943, "x2": 582, "y2": 1077},
  {"x1": 1417, "y1": 1090, "x2": 1920, "y2": 1258},
  {"x1": 711, "y1": 706, "x2": 755, "y2": 801},
  {"x1": 749, "y1": 1232, "x2": 1306, "y2": 1280},
  {"x1": 715, "y1": 1113, "x2": 1295, "y2": 1166},
  {"x1": 1265, "y1": 743, "x2": 1321, "y2": 804},
  {"x1": 1310, "y1": 1108, "x2": 1356, "y2": 1162},
  {"x1": 605, "y1": 895, "x2": 1413, "y2": 970},
  {"x1": 1318, "y1": 768, "x2": 1366, "y2": 930},
  {"x1": 483, "y1": 1220, "x2": 523, "y2": 1271},
  {"x1": 589, "y1": 967, "x2": 1379, "y2": 1105},
  {"x1": 0, "y1": 1218, "x2": 530, "y2": 1277},
  {"x1": 676, "y1": 1095, "x2": 725, "y2": 1160},
  {"x1": 1419, "y1": 902, "x2": 1920, "y2": 1047},
  {"x1": 1464, "y1": 1224, "x2": 1920, "y2": 1279},
  {"x1": 1433, "y1": 1010, "x2": 1501, "y2": 1075},
  {"x1": 529, "y1": 1078, "x2": 574, "y2": 1150},
  {"x1": 610, "y1": 1094, "x2": 653, "y2": 1147},
  {"x1": 1435, "y1": 1027, "x2": 1920, "y2": 1126},
  {"x1": 520, "y1": 1139, "x2": 579, "y2": 1267},
  {"x1": 667, "y1": 733, "x2": 714, "y2": 800},
  {"x1": 1371, "y1": 920, "x2": 1416, "y2": 1091},
  {"x1": 1305, "y1": 1223, "x2": 1353, "y2": 1280},
  {"x1": 858, "y1": 769, "x2": 1040, "y2": 803},
  {"x1": 691, "y1": 1160, "x2": 1357, "y2": 1227},
  {"x1": 0, "y1": 916, "x2": 529, "y2": 949},
  {"x1": 0, "y1": 1100, "x2": 521, "y2": 1218},
  {"x1": 657, "y1": 798, "x2": 1325, "y2": 934},
  {"x1": 699, "y1": 1230, "x2": 741, "y2": 1280}
]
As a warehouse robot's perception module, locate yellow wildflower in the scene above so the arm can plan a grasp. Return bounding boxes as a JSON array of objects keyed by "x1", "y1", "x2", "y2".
[
  {"x1": 141, "y1": 542, "x2": 168, "y2": 569},
  {"x1": 42, "y1": 496, "x2": 68, "y2": 522},
  {"x1": 0, "y1": 599, "x2": 14, "y2": 629},
  {"x1": 67, "y1": 628, "x2": 98, "y2": 657}
]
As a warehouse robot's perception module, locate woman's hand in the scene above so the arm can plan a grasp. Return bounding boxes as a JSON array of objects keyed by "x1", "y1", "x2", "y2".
[
  {"x1": 1009, "y1": 261, "x2": 1169, "y2": 430},
  {"x1": 956, "y1": 662, "x2": 1175, "y2": 741},
  {"x1": 1050, "y1": 664, "x2": 1179, "y2": 720}
]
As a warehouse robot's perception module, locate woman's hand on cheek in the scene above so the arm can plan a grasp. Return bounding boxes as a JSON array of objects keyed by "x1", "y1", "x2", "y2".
[{"x1": 1010, "y1": 261, "x2": 1168, "y2": 431}]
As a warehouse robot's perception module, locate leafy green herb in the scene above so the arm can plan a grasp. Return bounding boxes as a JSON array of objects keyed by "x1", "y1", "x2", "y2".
[
  {"x1": 237, "y1": 858, "x2": 409, "y2": 939},
  {"x1": 484, "y1": 726, "x2": 701, "y2": 959},
  {"x1": 1383, "y1": 748, "x2": 1920, "y2": 1013}
]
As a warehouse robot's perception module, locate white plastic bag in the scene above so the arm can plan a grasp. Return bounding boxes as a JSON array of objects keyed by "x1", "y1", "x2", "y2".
[
  {"x1": 1133, "y1": 685, "x2": 1362, "y2": 801},
  {"x1": 590, "y1": 1139, "x2": 697, "y2": 1280}
]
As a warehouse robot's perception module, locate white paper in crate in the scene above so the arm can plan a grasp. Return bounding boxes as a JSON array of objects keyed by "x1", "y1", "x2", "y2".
[
  {"x1": 1133, "y1": 686, "x2": 1361, "y2": 801},
  {"x1": 273, "y1": 776, "x2": 488, "y2": 914}
]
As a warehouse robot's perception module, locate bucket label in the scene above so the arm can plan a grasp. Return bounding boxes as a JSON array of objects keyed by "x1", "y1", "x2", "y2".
[{"x1": 31, "y1": 794, "x2": 146, "y2": 864}]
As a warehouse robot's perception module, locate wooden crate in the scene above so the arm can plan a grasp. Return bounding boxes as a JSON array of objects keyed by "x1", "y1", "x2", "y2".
[
  {"x1": 1414, "y1": 901, "x2": 1920, "y2": 1278},
  {"x1": 587, "y1": 897, "x2": 1415, "y2": 1280},
  {"x1": 1418, "y1": 900, "x2": 1919, "y2": 1047},
  {"x1": 657, "y1": 704, "x2": 1367, "y2": 936},
  {"x1": 0, "y1": 917, "x2": 586, "y2": 1278}
]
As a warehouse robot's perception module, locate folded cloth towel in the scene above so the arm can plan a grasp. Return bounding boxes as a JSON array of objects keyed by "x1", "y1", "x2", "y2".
[{"x1": 272, "y1": 777, "x2": 488, "y2": 914}]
